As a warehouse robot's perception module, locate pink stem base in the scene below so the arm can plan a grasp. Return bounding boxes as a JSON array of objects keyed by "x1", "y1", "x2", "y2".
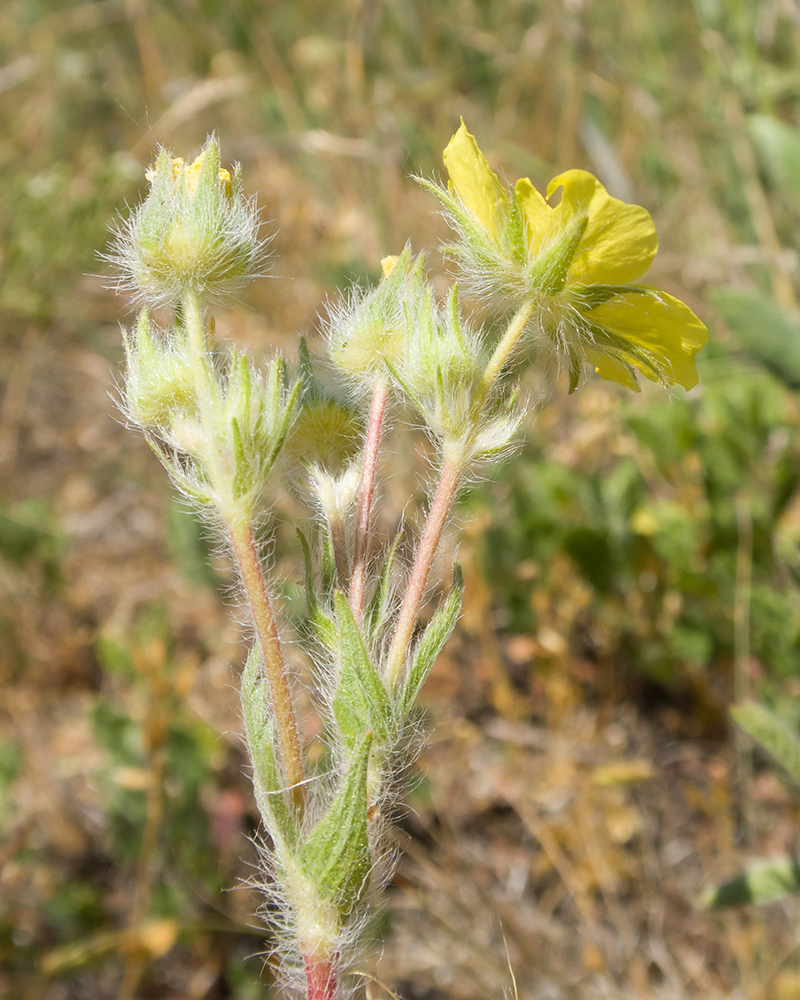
[{"x1": 304, "y1": 955, "x2": 337, "y2": 1000}]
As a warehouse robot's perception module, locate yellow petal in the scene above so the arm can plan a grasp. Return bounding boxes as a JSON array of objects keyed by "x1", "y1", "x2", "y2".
[
  {"x1": 547, "y1": 170, "x2": 658, "y2": 285},
  {"x1": 514, "y1": 177, "x2": 554, "y2": 252},
  {"x1": 443, "y1": 120, "x2": 509, "y2": 242},
  {"x1": 584, "y1": 345, "x2": 641, "y2": 391},
  {"x1": 588, "y1": 288, "x2": 708, "y2": 390}
]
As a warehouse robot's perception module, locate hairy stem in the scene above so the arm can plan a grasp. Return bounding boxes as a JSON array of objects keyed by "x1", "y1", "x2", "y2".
[
  {"x1": 479, "y1": 298, "x2": 536, "y2": 398},
  {"x1": 304, "y1": 956, "x2": 337, "y2": 1000},
  {"x1": 182, "y1": 290, "x2": 218, "y2": 426},
  {"x1": 182, "y1": 291, "x2": 305, "y2": 814},
  {"x1": 386, "y1": 456, "x2": 464, "y2": 688},
  {"x1": 350, "y1": 377, "x2": 388, "y2": 624},
  {"x1": 384, "y1": 301, "x2": 537, "y2": 690},
  {"x1": 229, "y1": 521, "x2": 305, "y2": 814}
]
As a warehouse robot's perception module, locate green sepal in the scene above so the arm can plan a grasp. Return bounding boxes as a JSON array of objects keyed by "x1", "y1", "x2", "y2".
[
  {"x1": 332, "y1": 592, "x2": 392, "y2": 749},
  {"x1": 383, "y1": 355, "x2": 424, "y2": 413},
  {"x1": 572, "y1": 283, "x2": 652, "y2": 312},
  {"x1": 732, "y1": 700, "x2": 800, "y2": 786},
  {"x1": 446, "y1": 284, "x2": 468, "y2": 355},
  {"x1": 231, "y1": 416, "x2": 250, "y2": 498},
  {"x1": 263, "y1": 360, "x2": 303, "y2": 476},
  {"x1": 300, "y1": 732, "x2": 374, "y2": 913},
  {"x1": 528, "y1": 212, "x2": 588, "y2": 295},
  {"x1": 297, "y1": 527, "x2": 319, "y2": 622},
  {"x1": 568, "y1": 348, "x2": 582, "y2": 394},
  {"x1": 400, "y1": 562, "x2": 463, "y2": 716},
  {"x1": 240, "y1": 648, "x2": 295, "y2": 844},
  {"x1": 321, "y1": 522, "x2": 337, "y2": 596},
  {"x1": 505, "y1": 191, "x2": 528, "y2": 266},
  {"x1": 703, "y1": 857, "x2": 800, "y2": 909}
]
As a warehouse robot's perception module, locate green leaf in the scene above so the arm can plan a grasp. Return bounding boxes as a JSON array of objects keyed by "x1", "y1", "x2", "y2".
[
  {"x1": 332, "y1": 593, "x2": 392, "y2": 748},
  {"x1": 712, "y1": 288, "x2": 800, "y2": 390},
  {"x1": 400, "y1": 563, "x2": 463, "y2": 716},
  {"x1": 300, "y1": 732, "x2": 373, "y2": 913},
  {"x1": 703, "y1": 857, "x2": 800, "y2": 908},
  {"x1": 240, "y1": 649, "x2": 294, "y2": 842},
  {"x1": 732, "y1": 700, "x2": 800, "y2": 786}
]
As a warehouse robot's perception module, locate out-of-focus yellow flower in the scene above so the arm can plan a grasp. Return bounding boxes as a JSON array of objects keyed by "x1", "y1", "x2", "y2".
[{"x1": 427, "y1": 120, "x2": 708, "y2": 392}]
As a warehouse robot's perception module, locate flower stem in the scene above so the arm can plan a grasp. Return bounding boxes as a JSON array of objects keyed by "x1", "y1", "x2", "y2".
[
  {"x1": 182, "y1": 290, "x2": 305, "y2": 815},
  {"x1": 349, "y1": 377, "x2": 388, "y2": 624},
  {"x1": 386, "y1": 456, "x2": 464, "y2": 689},
  {"x1": 479, "y1": 299, "x2": 536, "y2": 398},
  {"x1": 304, "y1": 955, "x2": 337, "y2": 1000},
  {"x1": 182, "y1": 290, "x2": 218, "y2": 425},
  {"x1": 229, "y1": 521, "x2": 305, "y2": 815}
]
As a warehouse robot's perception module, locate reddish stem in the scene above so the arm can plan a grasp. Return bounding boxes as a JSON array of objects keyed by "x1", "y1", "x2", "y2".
[
  {"x1": 304, "y1": 955, "x2": 337, "y2": 1000},
  {"x1": 386, "y1": 456, "x2": 464, "y2": 687},
  {"x1": 230, "y1": 522, "x2": 305, "y2": 815},
  {"x1": 349, "y1": 378, "x2": 388, "y2": 624}
]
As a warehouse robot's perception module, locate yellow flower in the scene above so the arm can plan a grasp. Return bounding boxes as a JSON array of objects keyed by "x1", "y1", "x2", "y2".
[{"x1": 429, "y1": 120, "x2": 707, "y2": 392}]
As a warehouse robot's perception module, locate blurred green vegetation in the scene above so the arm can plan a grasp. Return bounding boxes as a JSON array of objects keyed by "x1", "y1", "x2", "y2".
[{"x1": 5, "y1": 0, "x2": 800, "y2": 997}]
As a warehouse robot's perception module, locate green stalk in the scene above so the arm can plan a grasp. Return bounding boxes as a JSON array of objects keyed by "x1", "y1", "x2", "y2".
[{"x1": 478, "y1": 298, "x2": 536, "y2": 398}]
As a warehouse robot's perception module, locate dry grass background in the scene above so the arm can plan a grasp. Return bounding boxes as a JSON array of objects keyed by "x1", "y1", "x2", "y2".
[{"x1": 3, "y1": 1, "x2": 800, "y2": 997}]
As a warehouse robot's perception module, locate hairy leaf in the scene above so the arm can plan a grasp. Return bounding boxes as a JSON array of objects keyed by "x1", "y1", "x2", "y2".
[
  {"x1": 400, "y1": 563, "x2": 463, "y2": 716},
  {"x1": 300, "y1": 733, "x2": 373, "y2": 913},
  {"x1": 241, "y1": 649, "x2": 294, "y2": 843},
  {"x1": 333, "y1": 592, "x2": 392, "y2": 748}
]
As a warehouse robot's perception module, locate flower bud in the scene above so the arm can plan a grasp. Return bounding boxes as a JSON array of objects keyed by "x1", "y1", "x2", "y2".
[
  {"x1": 328, "y1": 247, "x2": 415, "y2": 381},
  {"x1": 122, "y1": 310, "x2": 197, "y2": 428},
  {"x1": 113, "y1": 137, "x2": 265, "y2": 306}
]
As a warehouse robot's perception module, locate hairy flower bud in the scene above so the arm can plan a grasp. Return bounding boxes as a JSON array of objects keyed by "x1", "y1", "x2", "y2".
[
  {"x1": 122, "y1": 310, "x2": 197, "y2": 428},
  {"x1": 112, "y1": 137, "x2": 265, "y2": 306},
  {"x1": 327, "y1": 247, "x2": 415, "y2": 382}
]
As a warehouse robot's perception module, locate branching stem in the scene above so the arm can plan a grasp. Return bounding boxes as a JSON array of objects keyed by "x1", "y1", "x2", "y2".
[
  {"x1": 350, "y1": 377, "x2": 388, "y2": 624},
  {"x1": 385, "y1": 302, "x2": 537, "y2": 691}
]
